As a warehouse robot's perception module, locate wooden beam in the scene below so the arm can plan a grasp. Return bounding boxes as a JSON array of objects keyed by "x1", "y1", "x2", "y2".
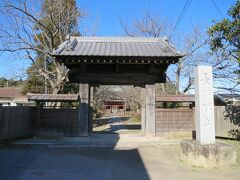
[
  {"x1": 69, "y1": 72, "x2": 166, "y2": 85},
  {"x1": 148, "y1": 64, "x2": 155, "y2": 73},
  {"x1": 55, "y1": 55, "x2": 180, "y2": 65},
  {"x1": 116, "y1": 63, "x2": 120, "y2": 73}
]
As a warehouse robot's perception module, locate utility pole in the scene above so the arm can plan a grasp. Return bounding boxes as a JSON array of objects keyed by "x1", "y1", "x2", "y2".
[{"x1": 44, "y1": 53, "x2": 47, "y2": 94}]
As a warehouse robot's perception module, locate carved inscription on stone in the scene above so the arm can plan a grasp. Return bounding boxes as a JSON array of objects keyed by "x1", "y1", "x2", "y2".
[{"x1": 195, "y1": 66, "x2": 215, "y2": 145}]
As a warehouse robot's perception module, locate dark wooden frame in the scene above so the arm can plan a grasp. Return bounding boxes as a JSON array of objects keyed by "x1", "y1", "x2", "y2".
[{"x1": 54, "y1": 55, "x2": 180, "y2": 85}]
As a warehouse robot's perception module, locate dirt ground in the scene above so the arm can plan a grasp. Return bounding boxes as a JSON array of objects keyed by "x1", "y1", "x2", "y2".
[
  {"x1": 1, "y1": 115, "x2": 239, "y2": 180},
  {"x1": 0, "y1": 139, "x2": 239, "y2": 180},
  {"x1": 93, "y1": 116, "x2": 141, "y2": 134}
]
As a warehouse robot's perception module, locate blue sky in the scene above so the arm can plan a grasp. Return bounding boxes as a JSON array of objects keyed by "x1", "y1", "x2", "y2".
[
  {"x1": 77, "y1": 0, "x2": 235, "y2": 36},
  {"x1": 0, "y1": 0, "x2": 237, "y2": 79}
]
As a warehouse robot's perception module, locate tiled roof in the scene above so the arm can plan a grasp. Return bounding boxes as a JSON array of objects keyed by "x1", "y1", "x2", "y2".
[
  {"x1": 0, "y1": 88, "x2": 22, "y2": 98},
  {"x1": 217, "y1": 93, "x2": 240, "y2": 99},
  {"x1": 156, "y1": 95, "x2": 195, "y2": 102},
  {"x1": 53, "y1": 36, "x2": 184, "y2": 57},
  {"x1": 27, "y1": 94, "x2": 79, "y2": 102},
  {"x1": 156, "y1": 94, "x2": 226, "y2": 105}
]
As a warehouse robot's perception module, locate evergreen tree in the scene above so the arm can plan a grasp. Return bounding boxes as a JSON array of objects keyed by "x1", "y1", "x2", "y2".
[{"x1": 208, "y1": 1, "x2": 240, "y2": 63}]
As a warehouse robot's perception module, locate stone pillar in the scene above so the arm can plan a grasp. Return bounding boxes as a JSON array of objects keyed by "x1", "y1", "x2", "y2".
[
  {"x1": 141, "y1": 87, "x2": 146, "y2": 134},
  {"x1": 145, "y1": 84, "x2": 156, "y2": 136},
  {"x1": 195, "y1": 66, "x2": 215, "y2": 145},
  {"x1": 79, "y1": 83, "x2": 90, "y2": 136}
]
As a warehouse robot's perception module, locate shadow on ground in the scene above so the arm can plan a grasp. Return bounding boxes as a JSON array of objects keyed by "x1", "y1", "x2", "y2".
[
  {"x1": 96, "y1": 124, "x2": 141, "y2": 134},
  {"x1": 93, "y1": 116, "x2": 141, "y2": 134},
  {"x1": 93, "y1": 116, "x2": 130, "y2": 128},
  {"x1": 0, "y1": 133, "x2": 150, "y2": 180}
]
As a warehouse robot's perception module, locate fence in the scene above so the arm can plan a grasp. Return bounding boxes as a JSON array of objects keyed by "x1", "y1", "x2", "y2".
[
  {"x1": 1, "y1": 105, "x2": 239, "y2": 140},
  {"x1": 155, "y1": 106, "x2": 240, "y2": 139},
  {"x1": 215, "y1": 106, "x2": 240, "y2": 139},
  {"x1": 37, "y1": 108, "x2": 79, "y2": 136},
  {"x1": 0, "y1": 106, "x2": 36, "y2": 140},
  {"x1": 155, "y1": 108, "x2": 194, "y2": 135}
]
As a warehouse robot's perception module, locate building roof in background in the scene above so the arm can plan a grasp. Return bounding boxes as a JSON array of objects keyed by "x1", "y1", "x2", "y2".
[
  {"x1": 156, "y1": 95, "x2": 195, "y2": 102},
  {"x1": 0, "y1": 88, "x2": 22, "y2": 98},
  {"x1": 53, "y1": 36, "x2": 184, "y2": 58},
  {"x1": 27, "y1": 94, "x2": 79, "y2": 102},
  {"x1": 217, "y1": 94, "x2": 240, "y2": 100},
  {"x1": 156, "y1": 94, "x2": 226, "y2": 105}
]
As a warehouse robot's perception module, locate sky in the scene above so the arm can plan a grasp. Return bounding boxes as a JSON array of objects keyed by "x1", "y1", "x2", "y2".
[
  {"x1": 77, "y1": 0, "x2": 235, "y2": 36},
  {"x1": 0, "y1": 0, "x2": 237, "y2": 79}
]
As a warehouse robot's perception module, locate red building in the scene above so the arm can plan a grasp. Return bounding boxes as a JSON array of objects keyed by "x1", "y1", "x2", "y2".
[{"x1": 104, "y1": 100, "x2": 127, "y2": 116}]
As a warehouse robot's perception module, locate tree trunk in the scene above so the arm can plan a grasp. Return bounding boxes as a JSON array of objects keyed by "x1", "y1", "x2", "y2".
[
  {"x1": 175, "y1": 62, "x2": 181, "y2": 95},
  {"x1": 160, "y1": 83, "x2": 166, "y2": 94}
]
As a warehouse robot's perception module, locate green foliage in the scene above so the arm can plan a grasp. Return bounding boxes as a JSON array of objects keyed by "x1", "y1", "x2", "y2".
[
  {"x1": 60, "y1": 83, "x2": 79, "y2": 94},
  {"x1": 130, "y1": 114, "x2": 141, "y2": 123},
  {"x1": 155, "y1": 102, "x2": 182, "y2": 109},
  {"x1": 0, "y1": 77, "x2": 23, "y2": 87},
  {"x1": 208, "y1": 1, "x2": 240, "y2": 62}
]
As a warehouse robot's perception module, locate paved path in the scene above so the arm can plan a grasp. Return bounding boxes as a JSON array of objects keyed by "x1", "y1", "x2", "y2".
[
  {"x1": 93, "y1": 116, "x2": 141, "y2": 134},
  {"x1": 107, "y1": 116, "x2": 128, "y2": 132},
  {"x1": 0, "y1": 144, "x2": 239, "y2": 180}
]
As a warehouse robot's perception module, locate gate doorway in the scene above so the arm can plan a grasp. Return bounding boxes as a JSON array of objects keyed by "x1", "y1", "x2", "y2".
[{"x1": 92, "y1": 85, "x2": 142, "y2": 134}]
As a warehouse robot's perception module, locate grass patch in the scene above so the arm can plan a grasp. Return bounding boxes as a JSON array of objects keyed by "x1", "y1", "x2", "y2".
[{"x1": 129, "y1": 114, "x2": 141, "y2": 123}]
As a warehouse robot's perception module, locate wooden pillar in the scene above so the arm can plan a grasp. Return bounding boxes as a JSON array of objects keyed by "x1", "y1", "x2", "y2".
[
  {"x1": 141, "y1": 87, "x2": 146, "y2": 134},
  {"x1": 124, "y1": 100, "x2": 126, "y2": 116},
  {"x1": 145, "y1": 84, "x2": 156, "y2": 136},
  {"x1": 36, "y1": 102, "x2": 41, "y2": 136},
  {"x1": 88, "y1": 86, "x2": 94, "y2": 134},
  {"x1": 79, "y1": 83, "x2": 90, "y2": 136}
]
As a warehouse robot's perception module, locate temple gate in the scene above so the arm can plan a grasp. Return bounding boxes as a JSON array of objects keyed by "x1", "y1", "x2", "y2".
[{"x1": 53, "y1": 36, "x2": 184, "y2": 136}]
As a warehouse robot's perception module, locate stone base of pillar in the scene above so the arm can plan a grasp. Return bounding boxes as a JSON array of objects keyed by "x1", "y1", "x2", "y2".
[{"x1": 180, "y1": 140, "x2": 237, "y2": 168}]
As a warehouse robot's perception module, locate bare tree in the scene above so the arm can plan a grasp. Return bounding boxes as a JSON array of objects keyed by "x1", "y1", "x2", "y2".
[
  {"x1": 0, "y1": 0, "x2": 84, "y2": 94},
  {"x1": 93, "y1": 85, "x2": 142, "y2": 116},
  {"x1": 119, "y1": 11, "x2": 172, "y2": 38},
  {"x1": 120, "y1": 86, "x2": 141, "y2": 111},
  {"x1": 119, "y1": 12, "x2": 205, "y2": 94},
  {"x1": 173, "y1": 27, "x2": 209, "y2": 94},
  {"x1": 209, "y1": 51, "x2": 240, "y2": 93},
  {"x1": 92, "y1": 86, "x2": 111, "y2": 117},
  {"x1": 120, "y1": 12, "x2": 239, "y2": 94}
]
